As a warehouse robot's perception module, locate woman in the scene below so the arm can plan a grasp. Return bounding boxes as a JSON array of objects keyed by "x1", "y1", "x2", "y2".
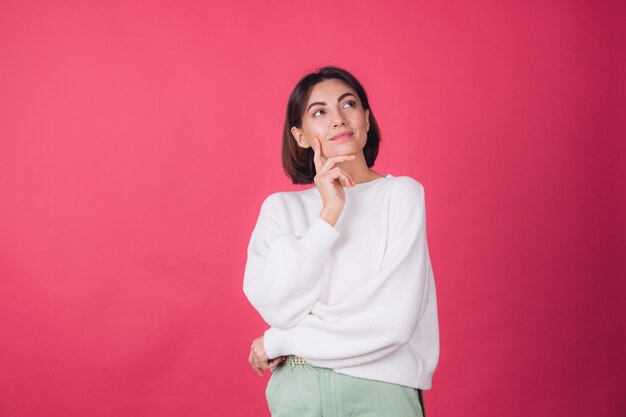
[{"x1": 243, "y1": 66, "x2": 439, "y2": 417}]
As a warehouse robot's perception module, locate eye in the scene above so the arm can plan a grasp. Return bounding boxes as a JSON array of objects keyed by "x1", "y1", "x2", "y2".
[
  {"x1": 313, "y1": 109, "x2": 326, "y2": 117},
  {"x1": 343, "y1": 100, "x2": 356, "y2": 109}
]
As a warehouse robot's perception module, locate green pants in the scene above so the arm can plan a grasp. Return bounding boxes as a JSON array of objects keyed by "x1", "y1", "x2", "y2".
[{"x1": 266, "y1": 356, "x2": 425, "y2": 417}]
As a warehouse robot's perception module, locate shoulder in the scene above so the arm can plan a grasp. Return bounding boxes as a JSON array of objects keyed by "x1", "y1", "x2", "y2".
[
  {"x1": 383, "y1": 176, "x2": 428, "y2": 225},
  {"x1": 259, "y1": 187, "x2": 316, "y2": 213},
  {"x1": 386, "y1": 175, "x2": 425, "y2": 201}
]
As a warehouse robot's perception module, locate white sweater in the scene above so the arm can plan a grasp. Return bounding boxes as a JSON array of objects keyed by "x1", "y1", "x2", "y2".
[{"x1": 243, "y1": 174, "x2": 439, "y2": 389}]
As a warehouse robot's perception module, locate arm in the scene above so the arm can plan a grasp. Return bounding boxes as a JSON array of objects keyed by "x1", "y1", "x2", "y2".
[
  {"x1": 263, "y1": 180, "x2": 433, "y2": 368},
  {"x1": 243, "y1": 194, "x2": 340, "y2": 330}
]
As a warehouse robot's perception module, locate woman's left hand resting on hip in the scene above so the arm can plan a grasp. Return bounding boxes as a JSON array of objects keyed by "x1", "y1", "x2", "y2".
[{"x1": 249, "y1": 335, "x2": 286, "y2": 375}]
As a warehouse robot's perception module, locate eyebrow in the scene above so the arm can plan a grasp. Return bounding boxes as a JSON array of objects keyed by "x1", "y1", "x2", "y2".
[{"x1": 306, "y1": 92, "x2": 357, "y2": 112}]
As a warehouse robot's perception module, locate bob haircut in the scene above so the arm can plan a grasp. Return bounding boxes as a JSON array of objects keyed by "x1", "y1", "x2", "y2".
[{"x1": 282, "y1": 66, "x2": 381, "y2": 185}]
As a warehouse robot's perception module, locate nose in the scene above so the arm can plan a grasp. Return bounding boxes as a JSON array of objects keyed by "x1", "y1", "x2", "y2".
[{"x1": 332, "y1": 110, "x2": 347, "y2": 128}]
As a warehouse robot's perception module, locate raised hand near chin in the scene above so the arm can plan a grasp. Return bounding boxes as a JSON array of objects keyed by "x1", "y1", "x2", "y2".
[{"x1": 311, "y1": 137, "x2": 356, "y2": 226}]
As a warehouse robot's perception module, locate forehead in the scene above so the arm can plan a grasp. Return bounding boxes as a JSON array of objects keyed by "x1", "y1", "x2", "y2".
[{"x1": 307, "y1": 79, "x2": 357, "y2": 103}]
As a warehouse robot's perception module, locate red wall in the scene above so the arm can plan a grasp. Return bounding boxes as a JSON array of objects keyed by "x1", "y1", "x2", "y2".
[{"x1": 1, "y1": 1, "x2": 624, "y2": 416}]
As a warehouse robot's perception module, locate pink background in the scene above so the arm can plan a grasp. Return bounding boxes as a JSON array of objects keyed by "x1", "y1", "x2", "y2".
[{"x1": 1, "y1": 0, "x2": 624, "y2": 416}]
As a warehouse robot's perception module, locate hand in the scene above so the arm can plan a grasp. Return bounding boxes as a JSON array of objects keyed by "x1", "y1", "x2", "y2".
[
  {"x1": 248, "y1": 335, "x2": 286, "y2": 376},
  {"x1": 311, "y1": 137, "x2": 356, "y2": 226}
]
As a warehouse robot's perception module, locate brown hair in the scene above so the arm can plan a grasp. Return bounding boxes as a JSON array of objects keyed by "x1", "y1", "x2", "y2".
[{"x1": 281, "y1": 66, "x2": 382, "y2": 184}]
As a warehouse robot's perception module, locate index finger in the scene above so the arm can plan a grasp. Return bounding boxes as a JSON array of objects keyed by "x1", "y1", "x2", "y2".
[
  {"x1": 311, "y1": 137, "x2": 325, "y2": 174},
  {"x1": 320, "y1": 154, "x2": 356, "y2": 173}
]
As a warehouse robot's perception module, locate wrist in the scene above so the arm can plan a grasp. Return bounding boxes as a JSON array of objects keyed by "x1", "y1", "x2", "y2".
[{"x1": 320, "y1": 208, "x2": 340, "y2": 227}]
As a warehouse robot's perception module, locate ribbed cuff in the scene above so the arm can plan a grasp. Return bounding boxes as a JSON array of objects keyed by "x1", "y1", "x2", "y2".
[
  {"x1": 299, "y1": 217, "x2": 340, "y2": 261},
  {"x1": 264, "y1": 327, "x2": 291, "y2": 360}
]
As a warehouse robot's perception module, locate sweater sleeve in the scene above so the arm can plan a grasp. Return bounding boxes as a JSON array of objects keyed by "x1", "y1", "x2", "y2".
[
  {"x1": 263, "y1": 180, "x2": 433, "y2": 367},
  {"x1": 243, "y1": 193, "x2": 341, "y2": 330}
]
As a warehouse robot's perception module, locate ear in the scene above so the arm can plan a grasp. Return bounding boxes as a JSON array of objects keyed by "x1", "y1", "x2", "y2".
[
  {"x1": 365, "y1": 109, "x2": 370, "y2": 132},
  {"x1": 291, "y1": 126, "x2": 311, "y2": 149}
]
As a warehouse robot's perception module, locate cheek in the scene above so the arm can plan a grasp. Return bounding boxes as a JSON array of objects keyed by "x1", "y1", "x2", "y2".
[
  {"x1": 307, "y1": 123, "x2": 328, "y2": 138},
  {"x1": 354, "y1": 114, "x2": 368, "y2": 130}
]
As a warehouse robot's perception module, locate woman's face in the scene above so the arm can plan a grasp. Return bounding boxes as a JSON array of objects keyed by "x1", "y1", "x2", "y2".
[{"x1": 291, "y1": 78, "x2": 370, "y2": 158}]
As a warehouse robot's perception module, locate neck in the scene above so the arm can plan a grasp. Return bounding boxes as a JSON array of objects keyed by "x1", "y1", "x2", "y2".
[{"x1": 335, "y1": 153, "x2": 380, "y2": 184}]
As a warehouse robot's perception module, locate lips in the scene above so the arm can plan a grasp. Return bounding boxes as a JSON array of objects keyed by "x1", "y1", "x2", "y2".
[{"x1": 330, "y1": 131, "x2": 353, "y2": 141}]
